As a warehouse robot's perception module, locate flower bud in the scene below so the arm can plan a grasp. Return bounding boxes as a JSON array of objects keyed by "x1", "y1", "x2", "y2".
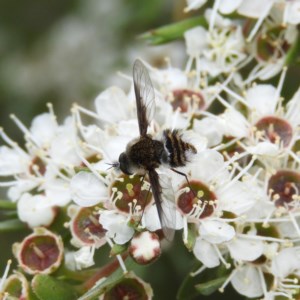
[{"x1": 129, "y1": 231, "x2": 161, "y2": 265}]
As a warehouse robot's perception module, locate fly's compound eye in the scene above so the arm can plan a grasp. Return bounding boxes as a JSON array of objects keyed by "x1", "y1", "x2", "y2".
[{"x1": 118, "y1": 152, "x2": 133, "y2": 175}]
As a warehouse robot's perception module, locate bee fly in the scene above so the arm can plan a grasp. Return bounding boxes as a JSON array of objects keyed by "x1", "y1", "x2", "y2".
[{"x1": 116, "y1": 59, "x2": 197, "y2": 241}]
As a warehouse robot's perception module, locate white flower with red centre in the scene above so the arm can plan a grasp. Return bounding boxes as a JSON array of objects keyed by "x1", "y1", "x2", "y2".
[
  {"x1": 184, "y1": 9, "x2": 246, "y2": 77},
  {"x1": 129, "y1": 231, "x2": 161, "y2": 265}
]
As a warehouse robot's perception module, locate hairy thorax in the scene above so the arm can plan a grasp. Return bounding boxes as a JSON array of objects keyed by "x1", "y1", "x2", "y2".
[{"x1": 126, "y1": 135, "x2": 167, "y2": 171}]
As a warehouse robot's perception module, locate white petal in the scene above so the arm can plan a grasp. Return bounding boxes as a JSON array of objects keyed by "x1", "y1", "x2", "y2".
[
  {"x1": 190, "y1": 150, "x2": 227, "y2": 182},
  {"x1": 50, "y1": 133, "x2": 81, "y2": 166},
  {"x1": 270, "y1": 247, "x2": 300, "y2": 278},
  {"x1": 219, "y1": 0, "x2": 242, "y2": 14},
  {"x1": 237, "y1": 0, "x2": 274, "y2": 18},
  {"x1": 193, "y1": 238, "x2": 220, "y2": 268},
  {"x1": 246, "y1": 84, "x2": 277, "y2": 116},
  {"x1": 184, "y1": 26, "x2": 208, "y2": 57},
  {"x1": 95, "y1": 87, "x2": 131, "y2": 124},
  {"x1": 285, "y1": 2, "x2": 300, "y2": 25},
  {"x1": 199, "y1": 220, "x2": 235, "y2": 244},
  {"x1": 7, "y1": 180, "x2": 38, "y2": 201},
  {"x1": 231, "y1": 265, "x2": 263, "y2": 298},
  {"x1": 193, "y1": 118, "x2": 223, "y2": 147},
  {"x1": 246, "y1": 142, "x2": 279, "y2": 156},
  {"x1": 70, "y1": 172, "x2": 107, "y2": 207},
  {"x1": 218, "y1": 181, "x2": 256, "y2": 215},
  {"x1": 44, "y1": 178, "x2": 71, "y2": 207},
  {"x1": 100, "y1": 211, "x2": 134, "y2": 244},
  {"x1": 0, "y1": 146, "x2": 28, "y2": 176},
  {"x1": 143, "y1": 205, "x2": 161, "y2": 232},
  {"x1": 218, "y1": 109, "x2": 248, "y2": 138},
  {"x1": 30, "y1": 113, "x2": 57, "y2": 148},
  {"x1": 227, "y1": 237, "x2": 264, "y2": 261},
  {"x1": 17, "y1": 193, "x2": 56, "y2": 227}
]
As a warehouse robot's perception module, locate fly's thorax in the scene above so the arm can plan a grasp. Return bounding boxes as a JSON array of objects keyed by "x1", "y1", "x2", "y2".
[
  {"x1": 121, "y1": 135, "x2": 167, "y2": 172},
  {"x1": 162, "y1": 129, "x2": 197, "y2": 168}
]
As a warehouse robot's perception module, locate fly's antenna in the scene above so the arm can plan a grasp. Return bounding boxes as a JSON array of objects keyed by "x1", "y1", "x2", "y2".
[{"x1": 106, "y1": 162, "x2": 120, "y2": 171}]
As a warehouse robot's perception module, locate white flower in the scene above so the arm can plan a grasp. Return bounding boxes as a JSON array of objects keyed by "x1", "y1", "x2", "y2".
[
  {"x1": 99, "y1": 210, "x2": 134, "y2": 244},
  {"x1": 70, "y1": 171, "x2": 107, "y2": 207},
  {"x1": 17, "y1": 193, "x2": 56, "y2": 227}
]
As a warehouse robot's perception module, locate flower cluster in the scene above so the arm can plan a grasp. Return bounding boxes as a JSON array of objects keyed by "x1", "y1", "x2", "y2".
[{"x1": 0, "y1": 1, "x2": 300, "y2": 299}]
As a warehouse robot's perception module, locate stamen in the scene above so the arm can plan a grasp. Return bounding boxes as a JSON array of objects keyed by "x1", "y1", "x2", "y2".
[
  {"x1": 222, "y1": 155, "x2": 256, "y2": 191},
  {"x1": 213, "y1": 244, "x2": 230, "y2": 269},
  {"x1": 10, "y1": 114, "x2": 40, "y2": 147},
  {"x1": 0, "y1": 128, "x2": 29, "y2": 158},
  {"x1": 246, "y1": 5, "x2": 272, "y2": 42},
  {"x1": 190, "y1": 265, "x2": 206, "y2": 277},
  {"x1": 46, "y1": 103, "x2": 58, "y2": 127},
  {"x1": 219, "y1": 268, "x2": 238, "y2": 293},
  {"x1": 257, "y1": 267, "x2": 268, "y2": 297},
  {"x1": 0, "y1": 259, "x2": 12, "y2": 291}
]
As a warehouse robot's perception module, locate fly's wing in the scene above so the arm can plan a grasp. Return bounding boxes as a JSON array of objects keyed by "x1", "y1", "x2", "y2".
[
  {"x1": 133, "y1": 59, "x2": 156, "y2": 137},
  {"x1": 148, "y1": 169, "x2": 176, "y2": 241}
]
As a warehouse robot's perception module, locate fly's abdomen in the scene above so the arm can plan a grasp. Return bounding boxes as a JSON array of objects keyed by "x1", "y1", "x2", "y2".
[{"x1": 163, "y1": 129, "x2": 197, "y2": 167}]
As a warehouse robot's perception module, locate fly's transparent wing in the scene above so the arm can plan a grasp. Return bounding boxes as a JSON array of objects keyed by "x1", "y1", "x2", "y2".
[
  {"x1": 148, "y1": 169, "x2": 176, "y2": 241},
  {"x1": 133, "y1": 59, "x2": 156, "y2": 137}
]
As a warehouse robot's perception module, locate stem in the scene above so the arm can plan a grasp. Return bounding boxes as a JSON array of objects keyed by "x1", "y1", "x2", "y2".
[
  {"x1": 0, "y1": 200, "x2": 17, "y2": 210},
  {"x1": 78, "y1": 253, "x2": 128, "y2": 293},
  {"x1": 0, "y1": 219, "x2": 27, "y2": 232}
]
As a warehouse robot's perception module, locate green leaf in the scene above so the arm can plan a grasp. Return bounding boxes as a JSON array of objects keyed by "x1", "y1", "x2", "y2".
[
  {"x1": 195, "y1": 276, "x2": 228, "y2": 296},
  {"x1": 140, "y1": 16, "x2": 208, "y2": 45},
  {"x1": 0, "y1": 219, "x2": 27, "y2": 232},
  {"x1": 32, "y1": 274, "x2": 77, "y2": 300},
  {"x1": 184, "y1": 223, "x2": 197, "y2": 251},
  {"x1": 177, "y1": 262, "x2": 230, "y2": 300}
]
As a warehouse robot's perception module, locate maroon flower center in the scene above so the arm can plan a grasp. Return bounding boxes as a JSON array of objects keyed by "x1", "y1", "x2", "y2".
[
  {"x1": 170, "y1": 89, "x2": 204, "y2": 112},
  {"x1": 177, "y1": 180, "x2": 217, "y2": 219},
  {"x1": 268, "y1": 170, "x2": 300, "y2": 209},
  {"x1": 255, "y1": 116, "x2": 293, "y2": 147},
  {"x1": 111, "y1": 175, "x2": 152, "y2": 213},
  {"x1": 21, "y1": 236, "x2": 60, "y2": 272}
]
